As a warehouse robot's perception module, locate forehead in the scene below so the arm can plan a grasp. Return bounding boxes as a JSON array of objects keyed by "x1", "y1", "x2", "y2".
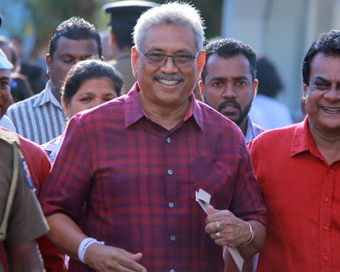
[
  {"x1": 141, "y1": 24, "x2": 197, "y2": 52},
  {"x1": 54, "y1": 36, "x2": 98, "y2": 57},
  {"x1": 206, "y1": 53, "x2": 252, "y2": 78},
  {"x1": 310, "y1": 53, "x2": 340, "y2": 80}
]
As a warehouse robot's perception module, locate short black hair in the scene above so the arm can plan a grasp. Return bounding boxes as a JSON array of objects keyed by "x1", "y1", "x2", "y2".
[
  {"x1": 256, "y1": 56, "x2": 283, "y2": 98},
  {"x1": 61, "y1": 58, "x2": 123, "y2": 107},
  {"x1": 201, "y1": 38, "x2": 256, "y2": 84},
  {"x1": 302, "y1": 29, "x2": 340, "y2": 85},
  {"x1": 48, "y1": 17, "x2": 102, "y2": 64}
]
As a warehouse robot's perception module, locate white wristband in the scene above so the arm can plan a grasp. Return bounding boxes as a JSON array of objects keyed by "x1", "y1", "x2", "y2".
[{"x1": 78, "y1": 237, "x2": 105, "y2": 264}]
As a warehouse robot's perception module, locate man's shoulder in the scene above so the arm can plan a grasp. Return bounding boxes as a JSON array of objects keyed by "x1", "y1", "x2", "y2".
[
  {"x1": 250, "y1": 122, "x2": 298, "y2": 149},
  {"x1": 199, "y1": 101, "x2": 241, "y2": 132},
  {"x1": 74, "y1": 96, "x2": 126, "y2": 123},
  {"x1": 7, "y1": 90, "x2": 45, "y2": 113}
]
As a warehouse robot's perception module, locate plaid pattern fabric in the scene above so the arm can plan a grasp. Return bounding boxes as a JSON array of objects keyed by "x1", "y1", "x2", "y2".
[
  {"x1": 7, "y1": 81, "x2": 66, "y2": 145},
  {"x1": 40, "y1": 84, "x2": 266, "y2": 272}
]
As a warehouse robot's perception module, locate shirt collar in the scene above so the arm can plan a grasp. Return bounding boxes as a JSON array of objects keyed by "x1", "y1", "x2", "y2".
[
  {"x1": 290, "y1": 115, "x2": 319, "y2": 157},
  {"x1": 245, "y1": 115, "x2": 254, "y2": 143},
  {"x1": 124, "y1": 83, "x2": 204, "y2": 131},
  {"x1": 33, "y1": 81, "x2": 63, "y2": 109}
]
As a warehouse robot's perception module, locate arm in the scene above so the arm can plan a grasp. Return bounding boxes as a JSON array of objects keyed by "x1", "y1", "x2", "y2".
[
  {"x1": 205, "y1": 205, "x2": 266, "y2": 259},
  {"x1": 46, "y1": 213, "x2": 147, "y2": 272},
  {"x1": 6, "y1": 241, "x2": 43, "y2": 272}
]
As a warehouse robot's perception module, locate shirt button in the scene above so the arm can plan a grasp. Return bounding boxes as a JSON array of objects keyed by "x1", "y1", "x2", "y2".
[
  {"x1": 170, "y1": 236, "x2": 176, "y2": 241},
  {"x1": 168, "y1": 202, "x2": 174, "y2": 208},
  {"x1": 324, "y1": 256, "x2": 329, "y2": 261},
  {"x1": 323, "y1": 225, "x2": 328, "y2": 231},
  {"x1": 328, "y1": 169, "x2": 333, "y2": 173},
  {"x1": 167, "y1": 169, "x2": 173, "y2": 175},
  {"x1": 166, "y1": 137, "x2": 171, "y2": 143},
  {"x1": 324, "y1": 197, "x2": 329, "y2": 202}
]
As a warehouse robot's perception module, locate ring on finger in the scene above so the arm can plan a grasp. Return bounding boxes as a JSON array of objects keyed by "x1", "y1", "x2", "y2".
[
  {"x1": 216, "y1": 232, "x2": 221, "y2": 238},
  {"x1": 215, "y1": 221, "x2": 221, "y2": 232}
]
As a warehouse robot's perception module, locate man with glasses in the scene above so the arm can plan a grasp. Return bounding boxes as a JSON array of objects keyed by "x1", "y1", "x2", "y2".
[{"x1": 39, "y1": 3, "x2": 266, "y2": 271}]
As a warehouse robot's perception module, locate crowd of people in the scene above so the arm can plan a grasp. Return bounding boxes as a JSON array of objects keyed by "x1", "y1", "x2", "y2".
[{"x1": 0, "y1": 1, "x2": 340, "y2": 272}]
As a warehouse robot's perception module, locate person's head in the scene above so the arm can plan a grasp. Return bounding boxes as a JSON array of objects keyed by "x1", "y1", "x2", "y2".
[
  {"x1": 302, "y1": 30, "x2": 340, "y2": 135},
  {"x1": 131, "y1": 2, "x2": 206, "y2": 109},
  {"x1": 104, "y1": 1, "x2": 157, "y2": 55},
  {"x1": 46, "y1": 17, "x2": 102, "y2": 97},
  {"x1": 10, "y1": 75, "x2": 32, "y2": 103},
  {"x1": 0, "y1": 48, "x2": 14, "y2": 118},
  {"x1": 61, "y1": 58, "x2": 123, "y2": 118},
  {"x1": 256, "y1": 56, "x2": 283, "y2": 98},
  {"x1": 200, "y1": 38, "x2": 257, "y2": 134},
  {"x1": 0, "y1": 36, "x2": 19, "y2": 72}
]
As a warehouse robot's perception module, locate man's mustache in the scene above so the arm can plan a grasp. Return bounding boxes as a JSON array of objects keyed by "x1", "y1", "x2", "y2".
[
  {"x1": 153, "y1": 73, "x2": 185, "y2": 81},
  {"x1": 218, "y1": 99, "x2": 241, "y2": 112}
]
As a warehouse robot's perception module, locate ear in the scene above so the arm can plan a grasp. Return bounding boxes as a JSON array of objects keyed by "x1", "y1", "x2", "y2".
[
  {"x1": 46, "y1": 54, "x2": 52, "y2": 74},
  {"x1": 302, "y1": 81, "x2": 308, "y2": 98},
  {"x1": 199, "y1": 80, "x2": 205, "y2": 95},
  {"x1": 252, "y1": 79, "x2": 258, "y2": 99},
  {"x1": 63, "y1": 103, "x2": 69, "y2": 116},
  {"x1": 131, "y1": 46, "x2": 139, "y2": 77},
  {"x1": 196, "y1": 50, "x2": 206, "y2": 80},
  {"x1": 108, "y1": 26, "x2": 116, "y2": 45}
]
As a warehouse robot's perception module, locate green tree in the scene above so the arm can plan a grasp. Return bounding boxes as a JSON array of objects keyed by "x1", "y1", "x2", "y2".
[{"x1": 25, "y1": 0, "x2": 222, "y2": 58}]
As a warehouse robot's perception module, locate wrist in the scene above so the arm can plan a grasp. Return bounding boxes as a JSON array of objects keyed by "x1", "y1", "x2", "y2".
[
  {"x1": 78, "y1": 237, "x2": 105, "y2": 264},
  {"x1": 238, "y1": 221, "x2": 255, "y2": 247}
]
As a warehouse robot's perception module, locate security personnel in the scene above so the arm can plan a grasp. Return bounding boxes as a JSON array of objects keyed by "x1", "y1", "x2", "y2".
[
  {"x1": 0, "y1": 129, "x2": 49, "y2": 272},
  {"x1": 103, "y1": 0, "x2": 157, "y2": 93}
]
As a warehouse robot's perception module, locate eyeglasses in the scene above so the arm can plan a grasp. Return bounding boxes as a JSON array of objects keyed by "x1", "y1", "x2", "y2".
[{"x1": 138, "y1": 46, "x2": 199, "y2": 68}]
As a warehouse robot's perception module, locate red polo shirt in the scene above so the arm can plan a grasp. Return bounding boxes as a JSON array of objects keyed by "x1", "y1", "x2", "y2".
[
  {"x1": 248, "y1": 116, "x2": 340, "y2": 272},
  {"x1": 40, "y1": 84, "x2": 266, "y2": 271}
]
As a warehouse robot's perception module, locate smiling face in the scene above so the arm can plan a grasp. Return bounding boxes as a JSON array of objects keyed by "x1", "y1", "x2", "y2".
[
  {"x1": 46, "y1": 37, "x2": 99, "y2": 99},
  {"x1": 303, "y1": 53, "x2": 340, "y2": 135},
  {"x1": 65, "y1": 77, "x2": 118, "y2": 118},
  {"x1": 132, "y1": 24, "x2": 205, "y2": 110},
  {"x1": 0, "y1": 69, "x2": 11, "y2": 118},
  {"x1": 202, "y1": 54, "x2": 257, "y2": 133}
]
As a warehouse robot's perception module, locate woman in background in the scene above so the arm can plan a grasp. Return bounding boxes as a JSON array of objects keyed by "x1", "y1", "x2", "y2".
[{"x1": 42, "y1": 58, "x2": 123, "y2": 163}]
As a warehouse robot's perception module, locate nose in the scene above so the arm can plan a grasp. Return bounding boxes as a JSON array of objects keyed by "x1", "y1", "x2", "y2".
[
  {"x1": 160, "y1": 56, "x2": 178, "y2": 73},
  {"x1": 324, "y1": 85, "x2": 340, "y2": 101},
  {"x1": 222, "y1": 84, "x2": 237, "y2": 99}
]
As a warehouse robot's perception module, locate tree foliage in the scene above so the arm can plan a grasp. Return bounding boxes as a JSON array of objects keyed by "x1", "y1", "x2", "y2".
[{"x1": 25, "y1": 0, "x2": 223, "y2": 57}]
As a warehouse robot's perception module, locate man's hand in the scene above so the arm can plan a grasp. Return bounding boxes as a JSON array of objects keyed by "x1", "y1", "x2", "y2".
[
  {"x1": 205, "y1": 205, "x2": 252, "y2": 248},
  {"x1": 84, "y1": 243, "x2": 147, "y2": 272}
]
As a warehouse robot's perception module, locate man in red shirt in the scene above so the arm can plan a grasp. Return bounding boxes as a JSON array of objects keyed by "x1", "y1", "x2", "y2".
[
  {"x1": 39, "y1": 2, "x2": 267, "y2": 271},
  {"x1": 248, "y1": 30, "x2": 340, "y2": 271}
]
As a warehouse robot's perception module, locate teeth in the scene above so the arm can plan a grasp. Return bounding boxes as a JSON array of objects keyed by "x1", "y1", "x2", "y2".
[
  {"x1": 159, "y1": 79, "x2": 178, "y2": 85},
  {"x1": 323, "y1": 107, "x2": 340, "y2": 112}
]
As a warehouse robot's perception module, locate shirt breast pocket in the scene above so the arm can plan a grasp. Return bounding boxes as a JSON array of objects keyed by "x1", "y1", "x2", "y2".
[{"x1": 190, "y1": 156, "x2": 234, "y2": 209}]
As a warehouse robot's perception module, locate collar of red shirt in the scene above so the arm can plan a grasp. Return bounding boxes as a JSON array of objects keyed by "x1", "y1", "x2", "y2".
[
  {"x1": 290, "y1": 115, "x2": 323, "y2": 159},
  {"x1": 124, "y1": 82, "x2": 204, "y2": 131}
]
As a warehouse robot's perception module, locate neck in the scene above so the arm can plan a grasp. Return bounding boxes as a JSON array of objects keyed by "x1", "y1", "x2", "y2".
[
  {"x1": 309, "y1": 121, "x2": 340, "y2": 165},
  {"x1": 239, "y1": 118, "x2": 248, "y2": 136},
  {"x1": 51, "y1": 85, "x2": 61, "y2": 104},
  {"x1": 138, "y1": 91, "x2": 191, "y2": 131}
]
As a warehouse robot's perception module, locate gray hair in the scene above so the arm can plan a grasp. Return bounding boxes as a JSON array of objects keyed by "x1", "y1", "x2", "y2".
[{"x1": 133, "y1": 2, "x2": 205, "y2": 51}]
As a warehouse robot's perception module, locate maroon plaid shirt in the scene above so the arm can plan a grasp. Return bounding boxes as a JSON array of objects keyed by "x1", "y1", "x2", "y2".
[{"x1": 40, "y1": 84, "x2": 266, "y2": 272}]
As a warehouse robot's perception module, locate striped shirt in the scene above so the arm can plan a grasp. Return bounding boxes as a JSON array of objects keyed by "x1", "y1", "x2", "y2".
[
  {"x1": 7, "y1": 81, "x2": 66, "y2": 144},
  {"x1": 0, "y1": 115, "x2": 16, "y2": 132}
]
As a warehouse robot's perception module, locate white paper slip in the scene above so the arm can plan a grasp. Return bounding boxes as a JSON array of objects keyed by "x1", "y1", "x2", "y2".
[{"x1": 195, "y1": 189, "x2": 244, "y2": 272}]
